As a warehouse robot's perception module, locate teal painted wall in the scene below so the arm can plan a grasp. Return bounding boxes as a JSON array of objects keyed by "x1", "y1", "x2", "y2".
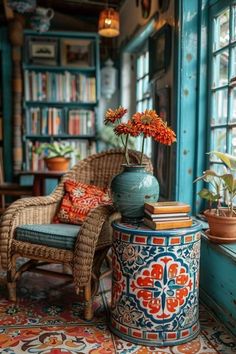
[
  {"x1": 200, "y1": 237, "x2": 236, "y2": 337},
  {"x1": 175, "y1": 0, "x2": 208, "y2": 214},
  {"x1": 176, "y1": 0, "x2": 236, "y2": 338},
  {"x1": 0, "y1": 27, "x2": 13, "y2": 182}
]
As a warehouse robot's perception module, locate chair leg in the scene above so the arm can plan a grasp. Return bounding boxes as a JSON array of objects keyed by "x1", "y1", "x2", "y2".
[
  {"x1": 7, "y1": 271, "x2": 17, "y2": 301},
  {"x1": 7, "y1": 255, "x2": 17, "y2": 302},
  {"x1": 84, "y1": 281, "x2": 93, "y2": 321}
]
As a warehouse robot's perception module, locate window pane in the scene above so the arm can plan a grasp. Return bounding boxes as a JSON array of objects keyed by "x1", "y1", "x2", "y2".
[
  {"x1": 211, "y1": 89, "x2": 228, "y2": 125},
  {"x1": 211, "y1": 128, "x2": 227, "y2": 152},
  {"x1": 233, "y1": 5, "x2": 236, "y2": 42},
  {"x1": 214, "y1": 9, "x2": 229, "y2": 50},
  {"x1": 143, "y1": 75, "x2": 149, "y2": 95},
  {"x1": 229, "y1": 88, "x2": 236, "y2": 123},
  {"x1": 136, "y1": 49, "x2": 151, "y2": 157},
  {"x1": 209, "y1": 163, "x2": 227, "y2": 175},
  {"x1": 136, "y1": 80, "x2": 142, "y2": 100},
  {"x1": 144, "y1": 52, "x2": 149, "y2": 75},
  {"x1": 148, "y1": 98, "x2": 152, "y2": 109},
  {"x1": 231, "y1": 127, "x2": 236, "y2": 155},
  {"x1": 231, "y1": 45, "x2": 236, "y2": 80},
  {"x1": 213, "y1": 50, "x2": 229, "y2": 87},
  {"x1": 137, "y1": 56, "x2": 144, "y2": 79},
  {"x1": 137, "y1": 101, "x2": 142, "y2": 113},
  {"x1": 142, "y1": 99, "x2": 148, "y2": 111}
]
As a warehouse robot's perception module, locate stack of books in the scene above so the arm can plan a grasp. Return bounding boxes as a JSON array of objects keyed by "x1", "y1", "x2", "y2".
[{"x1": 143, "y1": 201, "x2": 192, "y2": 230}]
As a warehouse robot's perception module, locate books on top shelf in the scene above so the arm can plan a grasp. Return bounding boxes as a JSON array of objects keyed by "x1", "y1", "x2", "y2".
[
  {"x1": 24, "y1": 70, "x2": 96, "y2": 103},
  {"x1": 143, "y1": 201, "x2": 192, "y2": 230},
  {"x1": 27, "y1": 107, "x2": 95, "y2": 136}
]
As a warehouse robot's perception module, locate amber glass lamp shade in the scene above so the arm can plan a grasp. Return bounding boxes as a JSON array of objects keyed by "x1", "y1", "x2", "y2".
[{"x1": 98, "y1": 8, "x2": 120, "y2": 37}]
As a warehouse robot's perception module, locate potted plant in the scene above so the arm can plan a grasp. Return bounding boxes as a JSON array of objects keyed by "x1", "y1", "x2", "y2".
[
  {"x1": 194, "y1": 150, "x2": 236, "y2": 242},
  {"x1": 35, "y1": 141, "x2": 75, "y2": 171}
]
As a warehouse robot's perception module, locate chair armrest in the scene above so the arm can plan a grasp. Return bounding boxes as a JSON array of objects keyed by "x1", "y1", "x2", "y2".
[
  {"x1": 0, "y1": 190, "x2": 63, "y2": 269},
  {"x1": 72, "y1": 204, "x2": 117, "y2": 287}
]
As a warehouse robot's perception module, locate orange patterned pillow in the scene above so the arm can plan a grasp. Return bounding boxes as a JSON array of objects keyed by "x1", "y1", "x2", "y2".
[{"x1": 54, "y1": 180, "x2": 112, "y2": 225}]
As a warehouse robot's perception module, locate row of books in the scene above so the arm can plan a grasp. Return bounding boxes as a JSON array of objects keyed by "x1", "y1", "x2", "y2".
[
  {"x1": 143, "y1": 201, "x2": 192, "y2": 230},
  {"x1": 26, "y1": 108, "x2": 96, "y2": 136},
  {"x1": 24, "y1": 70, "x2": 96, "y2": 103},
  {"x1": 24, "y1": 140, "x2": 97, "y2": 171}
]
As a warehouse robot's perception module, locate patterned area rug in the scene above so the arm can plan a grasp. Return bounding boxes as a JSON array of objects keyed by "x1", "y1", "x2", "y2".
[{"x1": 0, "y1": 265, "x2": 235, "y2": 354}]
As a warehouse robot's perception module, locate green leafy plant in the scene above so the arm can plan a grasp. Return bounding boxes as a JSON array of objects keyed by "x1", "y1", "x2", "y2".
[
  {"x1": 35, "y1": 141, "x2": 75, "y2": 159},
  {"x1": 194, "y1": 151, "x2": 236, "y2": 216}
]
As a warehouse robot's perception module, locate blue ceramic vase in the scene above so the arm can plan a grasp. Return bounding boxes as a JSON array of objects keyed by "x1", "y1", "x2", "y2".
[{"x1": 110, "y1": 164, "x2": 159, "y2": 223}]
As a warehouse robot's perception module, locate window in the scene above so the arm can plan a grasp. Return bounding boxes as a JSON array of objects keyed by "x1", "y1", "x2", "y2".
[
  {"x1": 135, "y1": 49, "x2": 152, "y2": 156},
  {"x1": 209, "y1": 1, "x2": 236, "y2": 173}
]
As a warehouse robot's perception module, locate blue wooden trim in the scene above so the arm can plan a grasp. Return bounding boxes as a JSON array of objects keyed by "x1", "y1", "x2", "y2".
[
  {"x1": 207, "y1": 1, "x2": 215, "y2": 156},
  {"x1": 201, "y1": 232, "x2": 236, "y2": 259},
  {"x1": 175, "y1": 0, "x2": 202, "y2": 210},
  {"x1": 122, "y1": 12, "x2": 159, "y2": 53},
  {"x1": 1, "y1": 28, "x2": 13, "y2": 181},
  {"x1": 194, "y1": 0, "x2": 209, "y2": 214},
  {"x1": 200, "y1": 289, "x2": 236, "y2": 337},
  {"x1": 209, "y1": 0, "x2": 234, "y2": 7},
  {"x1": 200, "y1": 236, "x2": 236, "y2": 337},
  {"x1": 208, "y1": 0, "x2": 234, "y2": 155}
]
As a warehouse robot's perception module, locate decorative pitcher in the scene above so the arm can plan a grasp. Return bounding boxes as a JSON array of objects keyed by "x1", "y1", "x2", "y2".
[{"x1": 30, "y1": 7, "x2": 54, "y2": 33}]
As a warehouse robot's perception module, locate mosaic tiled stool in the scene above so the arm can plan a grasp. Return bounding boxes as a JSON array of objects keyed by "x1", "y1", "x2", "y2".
[{"x1": 110, "y1": 220, "x2": 202, "y2": 346}]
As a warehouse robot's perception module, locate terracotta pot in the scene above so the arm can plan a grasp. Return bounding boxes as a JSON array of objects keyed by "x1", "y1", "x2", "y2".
[
  {"x1": 204, "y1": 209, "x2": 236, "y2": 240},
  {"x1": 44, "y1": 157, "x2": 70, "y2": 171}
]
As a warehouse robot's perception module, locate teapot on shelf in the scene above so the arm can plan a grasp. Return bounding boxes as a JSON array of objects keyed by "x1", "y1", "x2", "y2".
[{"x1": 30, "y1": 6, "x2": 54, "y2": 33}]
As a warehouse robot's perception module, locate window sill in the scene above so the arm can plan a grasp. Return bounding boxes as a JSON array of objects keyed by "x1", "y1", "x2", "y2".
[{"x1": 195, "y1": 216, "x2": 236, "y2": 262}]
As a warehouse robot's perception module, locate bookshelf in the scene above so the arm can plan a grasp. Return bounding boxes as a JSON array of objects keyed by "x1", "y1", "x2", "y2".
[{"x1": 22, "y1": 30, "x2": 100, "y2": 171}]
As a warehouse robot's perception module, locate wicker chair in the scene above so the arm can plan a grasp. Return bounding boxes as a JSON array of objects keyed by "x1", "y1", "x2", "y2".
[{"x1": 0, "y1": 149, "x2": 153, "y2": 320}]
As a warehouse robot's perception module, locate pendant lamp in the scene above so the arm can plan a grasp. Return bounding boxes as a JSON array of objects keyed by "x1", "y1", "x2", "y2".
[{"x1": 98, "y1": 7, "x2": 120, "y2": 37}]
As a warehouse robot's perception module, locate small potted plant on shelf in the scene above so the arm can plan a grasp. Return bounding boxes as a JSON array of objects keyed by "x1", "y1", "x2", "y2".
[
  {"x1": 194, "y1": 150, "x2": 236, "y2": 243},
  {"x1": 35, "y1": 141, "x2": 75, "y2": 171}
]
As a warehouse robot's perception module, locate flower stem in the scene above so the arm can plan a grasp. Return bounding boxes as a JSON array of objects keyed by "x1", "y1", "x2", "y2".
[
  {"x1": 120, "y1": 135, "x2": 125, "y2": 147},
  {"x1": 140, "y1": 135, "x2": 145, "y2": 165},
  {"x1": 125, "y1": 134, "x2": 130, "y2": 165}
]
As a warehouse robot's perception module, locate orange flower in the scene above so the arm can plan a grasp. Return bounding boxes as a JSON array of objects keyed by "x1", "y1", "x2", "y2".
[
  {"x1": 104, "y1": 107, "x2": 176, "y2": 165},
  {"x1": 153, "y1": 125, "x2": 177, "y2": 145},
  {"x1": 132, "y1": 110, "x2": 164, "y2": 138},
  {"x1": 104, "y1": 106, "x2": 127, "y2": 124},
  {"x1": 114, "y1": 121, "x2": 140, "y2": 137}
]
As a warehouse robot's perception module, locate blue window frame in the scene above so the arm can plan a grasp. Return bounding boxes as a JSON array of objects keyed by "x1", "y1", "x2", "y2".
[
  {"x1": 209, "y1": 0, "x2": 236, "y2": 172},
  {"x1": 135, "y1": 49, "x2": 152, "y2": 156}
]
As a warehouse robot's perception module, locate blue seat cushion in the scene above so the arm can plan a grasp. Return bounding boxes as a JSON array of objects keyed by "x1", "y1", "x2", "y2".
[{"x1": 15, "y1": 223, "x2": 81, "y2": 250}]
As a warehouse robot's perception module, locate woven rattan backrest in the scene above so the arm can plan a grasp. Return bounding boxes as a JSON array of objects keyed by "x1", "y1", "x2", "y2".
[{"x1": 62, "y1": 149, "x2": 153, "y2": 189}]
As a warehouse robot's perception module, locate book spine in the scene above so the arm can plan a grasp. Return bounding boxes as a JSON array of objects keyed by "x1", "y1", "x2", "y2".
[
  {"x1": 143, "y1": 217, "x2": 193, "y2": 230},
  {"x1": 145, "y1": 204, "x2": 191, "y2": 214}
]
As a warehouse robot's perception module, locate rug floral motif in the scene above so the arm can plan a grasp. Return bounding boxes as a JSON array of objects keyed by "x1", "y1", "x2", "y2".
[{"x1": 0, "y1": 266, "x2": 235, "y2": 354}]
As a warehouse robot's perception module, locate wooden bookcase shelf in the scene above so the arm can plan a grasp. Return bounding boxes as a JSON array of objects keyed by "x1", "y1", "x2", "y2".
[{"x1": 22, "y1": 30, "x2": 100, "y2": 171}]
